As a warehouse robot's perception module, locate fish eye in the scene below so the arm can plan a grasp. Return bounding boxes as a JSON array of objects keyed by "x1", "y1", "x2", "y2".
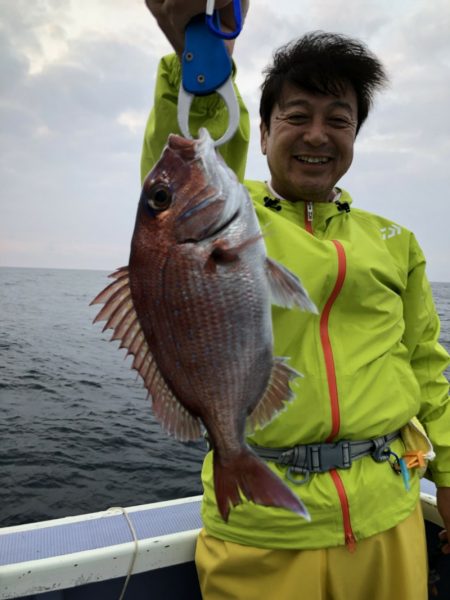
[{"x1": 147, "y1": 184, "x2": 172, "y2": 212}]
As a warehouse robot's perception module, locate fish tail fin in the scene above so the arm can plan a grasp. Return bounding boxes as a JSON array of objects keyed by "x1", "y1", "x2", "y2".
[{"x1": 213, "y1": 448, "x2": 310, "y2": 522}]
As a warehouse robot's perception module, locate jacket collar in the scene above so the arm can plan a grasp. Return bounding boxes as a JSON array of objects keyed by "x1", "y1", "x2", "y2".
[{"x1": 263, "y1": 182, "x2": 353, "y2": 226}]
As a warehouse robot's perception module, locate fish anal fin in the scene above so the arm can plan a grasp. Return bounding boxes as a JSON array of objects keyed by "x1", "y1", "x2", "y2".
[
  {"x1": 213, "y1": 448, "x2": 310, "y2": 522},
  {"x1": 91, "y1": 268, "x2": 202, "y2": 442},
  {"x1": 247, "y1": 358, "x2": 301, "y2": 432},
  {"x1": 265, "y1": 257, "x2": 317, "y2": 313}
]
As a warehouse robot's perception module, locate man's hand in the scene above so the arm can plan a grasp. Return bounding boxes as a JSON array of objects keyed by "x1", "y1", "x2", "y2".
[
  {"x1": 436, "y1": 486, "x2": 450, "y2": 554},
  {"x1": 145, "y1": 0, "x2": 249, "y2": 55}
]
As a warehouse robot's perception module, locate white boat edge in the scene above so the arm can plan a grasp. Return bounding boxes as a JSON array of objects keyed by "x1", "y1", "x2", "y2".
[
  {"x1": 0, "y1": 483, "x2": 443, "y2": 600},
  {"x1": 0, "y1": 495, "x2": 202, "y2": 600}
]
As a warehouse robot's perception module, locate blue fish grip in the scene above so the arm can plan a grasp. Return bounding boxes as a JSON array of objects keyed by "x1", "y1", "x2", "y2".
[
  {"x1": 181, "y1": 15, "x2": 232, "y2": 96},
  {"x1": 206, "y1": 0, "x2": 242, "y2": 39}
]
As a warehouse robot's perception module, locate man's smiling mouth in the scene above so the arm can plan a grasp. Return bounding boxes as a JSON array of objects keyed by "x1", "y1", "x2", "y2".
[{"x1": 295, "y1": 155, "x2": 332, "y2": 164}]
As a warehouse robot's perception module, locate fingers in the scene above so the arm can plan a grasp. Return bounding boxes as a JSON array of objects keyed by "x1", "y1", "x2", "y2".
[
  {"x1": 144, "y1": 0, "x2": 248, "y2": 55},
  {"x1": 145, "y1": 0, "x2": 206, "y2": 54}
]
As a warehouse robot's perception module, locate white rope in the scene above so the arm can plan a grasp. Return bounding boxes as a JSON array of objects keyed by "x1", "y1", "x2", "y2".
[{"x1": 108, "y1": 507, "x2": 139, "y2": 600}]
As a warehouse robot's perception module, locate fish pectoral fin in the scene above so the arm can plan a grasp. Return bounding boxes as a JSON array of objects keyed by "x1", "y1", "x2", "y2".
[
  {"x1": 265, "y1": 257, "x2": 318, "y2": 313},
  {"x1": 204, "y1": 234, "x2": 263, "y2": 273},
  {"x1": 204, "y1": 240, "x2": 240, "y2": 273},
  {"x1": 247, "y1": 357, "x2": 301, "y2": 432},
  {"x1": 91, "y1": 267, "x2": 202, "y2": 442}
]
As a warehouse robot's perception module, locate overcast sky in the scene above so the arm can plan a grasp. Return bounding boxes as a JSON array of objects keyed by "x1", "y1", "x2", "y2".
[{"x1": 1, "y1": 0, "x2": 449, "y2": 281}]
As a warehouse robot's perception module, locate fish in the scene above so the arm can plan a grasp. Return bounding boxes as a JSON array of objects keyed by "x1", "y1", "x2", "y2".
[{"x1": 91, "y1": 128, "x2": 317, "y2": 522}]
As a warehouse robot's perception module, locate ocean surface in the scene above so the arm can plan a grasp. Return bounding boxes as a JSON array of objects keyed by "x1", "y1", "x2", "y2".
[{"x1": 0, "y1": 267, "x2": 449, "y2": 528}]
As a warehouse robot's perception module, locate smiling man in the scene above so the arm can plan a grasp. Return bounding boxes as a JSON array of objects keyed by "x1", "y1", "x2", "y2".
[
  {"x1": 142, "y1": 2, "x2": 450, "y2": 599},
  {"x1": 257, "y1": 33, "x2": 380, "y2": 206},
  {"x1": 261, "y1": 84, "x2": 357, "y2": 203}
]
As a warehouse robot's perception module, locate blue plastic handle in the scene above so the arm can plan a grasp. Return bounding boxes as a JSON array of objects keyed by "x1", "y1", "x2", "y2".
[
  {"x1": 206, "y1": 0, "x2": 242, "y2": 40},
  {"x1": 181, "y1": 15, "x2": 232, "y2": 95}
]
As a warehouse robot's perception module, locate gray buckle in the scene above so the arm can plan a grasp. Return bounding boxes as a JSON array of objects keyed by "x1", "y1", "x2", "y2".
[
  {"x1": 281, "y1": 440, "x2": 352, "y2": 486},
  {"x1": 307, "y1": 440, "x2": 352, "y2": 472},
  {"x1": 278, "y1": 441, "x2": 353, "y2": 472}
]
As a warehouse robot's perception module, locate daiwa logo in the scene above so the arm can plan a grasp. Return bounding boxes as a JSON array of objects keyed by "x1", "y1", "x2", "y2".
[{"x1": 380, "y1": 224, "x2": 402, "y2": 240}]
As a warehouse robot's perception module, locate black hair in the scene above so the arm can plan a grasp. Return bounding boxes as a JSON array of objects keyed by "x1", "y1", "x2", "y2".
[{"x1": 260, "y1": 31, "x2": 388, "y2": 134}]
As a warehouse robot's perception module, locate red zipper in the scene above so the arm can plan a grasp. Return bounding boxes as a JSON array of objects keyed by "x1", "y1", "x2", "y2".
[
  {"x1": 319, "y1": 239, "x2": 356, "y2": 550},
  {"x1": 302, "y1": 207, "x2": 354, "y2": 548},
  {"x1": 321, "y1": 240, "x2": 346, "y2": 441},
  {"x1": 330, "y1": 469, "x2": 356, "y2": 552}
]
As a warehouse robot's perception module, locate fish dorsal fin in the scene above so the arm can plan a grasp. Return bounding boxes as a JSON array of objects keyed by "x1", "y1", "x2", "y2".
[
  {"x1": 247, "y1": 357, "x2": 301, "y2": 432},
  {"x1": 91, "y1": 268, "x2": 202, "y2": 442},
  {"x1": 265, "y1": 257, "x2": 318, "y2": 313}
]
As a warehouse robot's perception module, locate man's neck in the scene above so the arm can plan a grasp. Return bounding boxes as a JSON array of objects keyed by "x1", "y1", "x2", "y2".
[{"x1": 267, "y1": 180, "x2": 339, "y2": 203}]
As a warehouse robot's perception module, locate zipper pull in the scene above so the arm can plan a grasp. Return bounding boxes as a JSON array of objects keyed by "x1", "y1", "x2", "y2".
[{"x1": 305, "y1": 202, "x2": 314, "y2": 234}]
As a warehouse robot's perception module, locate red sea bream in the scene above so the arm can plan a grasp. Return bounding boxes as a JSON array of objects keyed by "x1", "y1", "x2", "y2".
[{"x1": 91, "y1": 129, "x2": 316, "y2": 521}]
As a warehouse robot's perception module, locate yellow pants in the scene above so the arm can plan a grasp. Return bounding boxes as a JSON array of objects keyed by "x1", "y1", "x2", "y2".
[{"x1": 195, "y1": 503, "x2": 427, "y2": 600}]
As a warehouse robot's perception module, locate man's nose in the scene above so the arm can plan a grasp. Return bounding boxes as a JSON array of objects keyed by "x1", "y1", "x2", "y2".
[{"x1": 302, "y1": 118, "x2": 328, "y2": 146}]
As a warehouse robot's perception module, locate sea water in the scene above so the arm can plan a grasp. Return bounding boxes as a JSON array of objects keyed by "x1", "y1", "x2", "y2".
[{"x1": 0, "y1": 267, "x2": 449, "y2": 528}]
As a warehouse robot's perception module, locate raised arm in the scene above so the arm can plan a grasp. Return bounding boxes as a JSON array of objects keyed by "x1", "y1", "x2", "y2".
[{"x1": 140, "y1": 0, "x2": 251, "y2": 182}]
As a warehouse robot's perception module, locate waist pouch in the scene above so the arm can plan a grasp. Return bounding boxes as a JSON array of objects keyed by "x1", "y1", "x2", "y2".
[{"x1": 250, "y1": 431, "x2": 401, "y2": 483}]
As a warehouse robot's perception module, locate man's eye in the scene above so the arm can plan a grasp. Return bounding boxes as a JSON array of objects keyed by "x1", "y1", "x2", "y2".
[
  {"x1": 329, "y1": 116, "x2": 353, "y2": 128},
  {"x1": 277, "y1": 113, "x2": 308, "y2": 126}
]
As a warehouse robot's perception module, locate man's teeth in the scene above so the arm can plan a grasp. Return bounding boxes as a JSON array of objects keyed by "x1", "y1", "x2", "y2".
[{"x1": 296, "y1": 156, "x2": 330, "y2": 164}]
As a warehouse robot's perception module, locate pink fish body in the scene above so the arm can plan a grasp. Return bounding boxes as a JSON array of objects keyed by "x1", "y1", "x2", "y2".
[{"x1": 92, "y1": 129, "x2": 316, "y2": 521}]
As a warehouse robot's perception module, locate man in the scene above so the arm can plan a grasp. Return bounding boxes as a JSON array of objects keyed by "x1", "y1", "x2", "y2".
[{"x1": 142, "y1": 2, "x2": 450, "y2": 598}]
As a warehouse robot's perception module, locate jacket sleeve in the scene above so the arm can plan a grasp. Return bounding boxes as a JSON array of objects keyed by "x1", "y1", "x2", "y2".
[
  {"x1": 402, "y1": 233, "x2": 450, "y2": 487},
  {"x1": 140, "y1": 53, "x2": 250, "y2": 185}
]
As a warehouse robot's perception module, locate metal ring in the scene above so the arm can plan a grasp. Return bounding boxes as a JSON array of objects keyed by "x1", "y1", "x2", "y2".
[{"x1": 286, "y1": 467, "x2": 310, "y2": 485}]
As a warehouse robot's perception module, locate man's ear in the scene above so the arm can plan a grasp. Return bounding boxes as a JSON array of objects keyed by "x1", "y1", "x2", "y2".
[{"x1": 260, "y1": 121, "x2": 268, "y2": 155}]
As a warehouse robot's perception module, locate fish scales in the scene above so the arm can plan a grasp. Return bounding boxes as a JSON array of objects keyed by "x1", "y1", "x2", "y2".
[
  {"x1": 157, "y1": 243, "x2": 266, "y2": 414},
  {"x1": 92, "y1": 129, "x2": 317, "y2": 521},
  {"x1": 158, "y1": 256, "x2": 265, "y2": 451}
]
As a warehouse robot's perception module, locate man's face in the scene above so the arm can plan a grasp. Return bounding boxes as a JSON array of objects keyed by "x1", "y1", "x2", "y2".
[{"x1": 260, "y1": 82, "x2": 358, "y2": 202}]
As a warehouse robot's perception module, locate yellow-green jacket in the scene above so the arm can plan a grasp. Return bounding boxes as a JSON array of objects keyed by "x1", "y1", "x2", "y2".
[{"x1": 141, "y1": 54, "x2": 450, "y2": 549}]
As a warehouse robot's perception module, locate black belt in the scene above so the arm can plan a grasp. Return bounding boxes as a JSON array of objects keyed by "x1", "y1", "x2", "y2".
[{"x1": 250, "y1": 431, "x2": 400, "y2": 484}]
